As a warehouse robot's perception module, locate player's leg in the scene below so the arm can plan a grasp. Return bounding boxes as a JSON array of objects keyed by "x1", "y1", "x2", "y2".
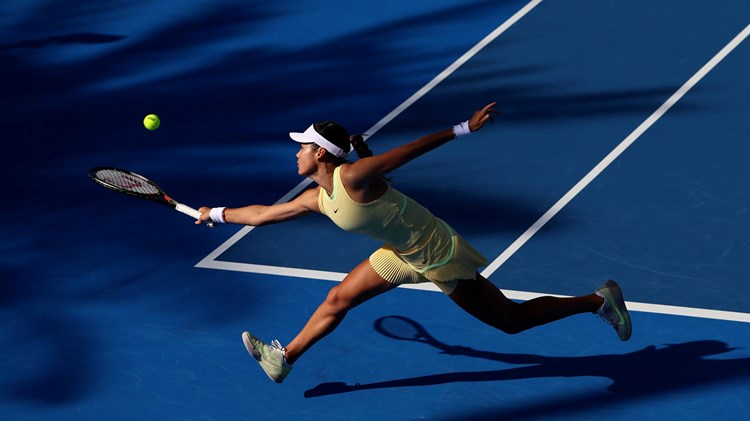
[
  {"x1": 242, "y1": 259, "x2": 396, "y2": 382},
  {"x1": 448, "y1": 273, "x2": 603, "y2": 334},
  {"x1": 284, "y1": 259, "x2": 397, "y2": 363}
]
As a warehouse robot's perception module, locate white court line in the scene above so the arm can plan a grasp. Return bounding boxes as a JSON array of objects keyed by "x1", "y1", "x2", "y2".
[
  {"x1": 197, "y1": 257, "x2": 750, "y2": 323},
  {"x1": 482, "y1": 22, "x2": 750, "y2": 278},
  {"x1": 196, "y1": 13, "x2": 750, "y2": 324},
  {"x1": 500, "y1": 290, "x2": 750, "y2": 323},
  {"x1": 363, "y1": 0, "x2": 545, "y2": 138}
]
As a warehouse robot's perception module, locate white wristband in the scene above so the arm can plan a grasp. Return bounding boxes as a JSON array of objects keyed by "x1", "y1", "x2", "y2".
[
  {"x1": 452, "y1": 120, "x2": 471, "y2": 138},
  {"x1": 209, "y1": 207, "x2": 227, "y2": 224}
]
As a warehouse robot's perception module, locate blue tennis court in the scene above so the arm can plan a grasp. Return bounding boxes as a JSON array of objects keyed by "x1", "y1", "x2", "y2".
[{"x1": 2, "y1": 0, "x2": 749, "y2": 420}]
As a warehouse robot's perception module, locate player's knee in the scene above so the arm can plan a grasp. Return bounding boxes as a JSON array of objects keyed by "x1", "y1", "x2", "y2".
[
  {"x1": 324, "y1": 285, "x2": 352, "y2": 312},
  {"x1": 492, "y1": 304, "x2": 526, "y2": 335}
]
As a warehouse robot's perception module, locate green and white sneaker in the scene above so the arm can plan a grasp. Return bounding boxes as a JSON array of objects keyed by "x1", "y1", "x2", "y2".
[
  {"x1": 595, "y1": 280, "x2": 632, "y2": 341},
  {"x1": 242, "y1": 331, "x2": 293, "y2": 383}
]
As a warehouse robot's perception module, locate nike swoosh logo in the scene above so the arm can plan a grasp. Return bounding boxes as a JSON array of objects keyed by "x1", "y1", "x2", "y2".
[
  {"x1": 607, "y1": 301, "x2": 627, "y2": 326},
  {"x1": 333, "y1": 208, "x2": 339, "y2": 213},
  {"x1": 613, "y1": 307, "x2": 627, "y2": 326}
]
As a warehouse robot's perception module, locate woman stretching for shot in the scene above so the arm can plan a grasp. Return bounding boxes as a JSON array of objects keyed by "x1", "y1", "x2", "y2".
[{"x1": 197, "y1": 102, "x2": 631, "y2": 383}]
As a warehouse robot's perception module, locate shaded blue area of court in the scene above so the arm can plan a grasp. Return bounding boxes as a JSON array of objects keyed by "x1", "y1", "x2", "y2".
[{"x1": 1, "y1": 0, "x2": 749, "y2": 420}]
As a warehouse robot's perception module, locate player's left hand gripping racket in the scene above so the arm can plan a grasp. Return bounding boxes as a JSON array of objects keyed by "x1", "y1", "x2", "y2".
[{"x1": 88, "y1": 166, "x2": 213, "y2": 227}]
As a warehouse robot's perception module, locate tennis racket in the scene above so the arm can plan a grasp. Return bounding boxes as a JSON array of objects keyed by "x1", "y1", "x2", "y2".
[{"x1": 88, "y1": 166, "x2": 212, "y2": 226}]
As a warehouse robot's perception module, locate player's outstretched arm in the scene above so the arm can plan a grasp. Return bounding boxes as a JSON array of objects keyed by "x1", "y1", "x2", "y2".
[
  {"x1": 197, "y1": 187, "x2": 321, "y2": 227},
  {"x1": 345, "y1": 102, "x2": 498, "y2": 188}
]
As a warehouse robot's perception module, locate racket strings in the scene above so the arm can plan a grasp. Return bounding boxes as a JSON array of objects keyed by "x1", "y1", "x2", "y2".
[{"x1": 95, "y1": 169, "x2": 159, "y2": 195}]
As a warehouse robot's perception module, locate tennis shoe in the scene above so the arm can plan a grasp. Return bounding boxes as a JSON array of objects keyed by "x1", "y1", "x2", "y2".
[
  {"x1": 242, "y1": 331, "x2": 293, "y2": 383},
  {"x1": 595, "y1": 280, "x2": 632, "y2": 341}
]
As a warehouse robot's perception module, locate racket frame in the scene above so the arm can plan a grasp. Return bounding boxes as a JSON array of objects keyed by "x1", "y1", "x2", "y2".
[{"x1": 88, "y1": 166, "x2": 209, "y2": 224}]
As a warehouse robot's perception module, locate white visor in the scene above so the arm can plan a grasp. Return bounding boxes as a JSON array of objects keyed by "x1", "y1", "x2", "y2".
[{"x1": 290, "y1": 124, "x2": 349, "y2": 159}]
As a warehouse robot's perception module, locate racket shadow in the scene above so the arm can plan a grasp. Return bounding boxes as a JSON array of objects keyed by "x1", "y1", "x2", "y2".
[
  {"x1": 304, "y1": 316, "x2": 750, "y2": 402},
  {"x1": 372, "y1": 315, "x2": 527, "y2": 362}
]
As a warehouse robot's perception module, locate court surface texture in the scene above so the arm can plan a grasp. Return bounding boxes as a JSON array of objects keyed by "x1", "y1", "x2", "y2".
[{"x1": 2, "y1": 0, "x2": 749, "y2": 420}]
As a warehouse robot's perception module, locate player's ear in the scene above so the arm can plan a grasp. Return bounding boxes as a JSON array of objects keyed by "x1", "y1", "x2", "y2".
[{"x1": 315, "y1": 147, "x2": 328, "y2": 160}]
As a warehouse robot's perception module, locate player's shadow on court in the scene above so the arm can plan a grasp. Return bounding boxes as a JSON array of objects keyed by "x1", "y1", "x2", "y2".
[{"x1": 305, "y1": 316, "x2": 750, "y2": 415}]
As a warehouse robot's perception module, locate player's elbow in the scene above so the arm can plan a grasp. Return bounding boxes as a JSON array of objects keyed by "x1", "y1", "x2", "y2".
[{"x1": 250, "y1": 217, "x2": 271, "y2": 227}]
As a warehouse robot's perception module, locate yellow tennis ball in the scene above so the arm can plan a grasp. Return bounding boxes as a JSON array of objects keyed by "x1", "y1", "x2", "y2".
[{"x1": 143, "y1": 114, "x2": 160, "y2": 130}]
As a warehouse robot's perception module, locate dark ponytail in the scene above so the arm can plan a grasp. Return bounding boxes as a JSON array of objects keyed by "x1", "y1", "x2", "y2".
[
  {"x1": 349, "y1": 134, "x2": 372, "y2": 159},
  {"x1": 312, "y1": 121, "x2": 373, "y2": 163}
]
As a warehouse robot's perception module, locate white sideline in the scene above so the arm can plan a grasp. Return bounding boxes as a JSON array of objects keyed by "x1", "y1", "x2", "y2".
[{"x1": 196, "y1": 259, "x2": 750, "y2": 323}]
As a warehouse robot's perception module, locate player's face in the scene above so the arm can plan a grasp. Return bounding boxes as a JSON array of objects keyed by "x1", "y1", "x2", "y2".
[{"x1": 296, "y1": 144, "x2": 318, "y2": 176}]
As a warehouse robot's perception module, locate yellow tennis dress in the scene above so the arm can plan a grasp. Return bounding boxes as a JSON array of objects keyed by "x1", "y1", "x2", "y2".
[{"x1": 317, "y1": 166, "x2": 487, "y2": 294}]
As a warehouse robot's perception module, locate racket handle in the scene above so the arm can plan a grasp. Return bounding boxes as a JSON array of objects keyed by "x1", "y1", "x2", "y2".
[{"x1": 175, "y1": 203, "x2": 214, "y2": 227}]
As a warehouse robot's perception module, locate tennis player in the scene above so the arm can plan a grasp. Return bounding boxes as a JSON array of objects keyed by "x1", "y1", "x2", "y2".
[{"x1": 197, "y1": 102, "x2": 632, "y2": 383}]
